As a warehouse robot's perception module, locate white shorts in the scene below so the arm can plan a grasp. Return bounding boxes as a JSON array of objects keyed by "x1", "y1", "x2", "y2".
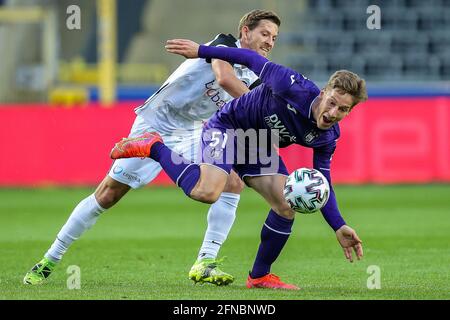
[{"x1": 108, "y1": 115, "x2": 201, "y2": 188}]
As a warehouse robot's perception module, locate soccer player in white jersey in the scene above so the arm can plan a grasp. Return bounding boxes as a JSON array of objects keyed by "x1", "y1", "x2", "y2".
[{"x1": 23, "y1": 10, "x2": 281, "y2": 286}]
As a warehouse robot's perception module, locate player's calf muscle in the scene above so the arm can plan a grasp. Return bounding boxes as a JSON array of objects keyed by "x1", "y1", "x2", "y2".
[
  {"x1": 94, "y1": 177, "x2": 130, "y2": 208},
  {"x1": 190, "y1": 173, "x2": 227, "y2": 203},
  {"x1": 271, "y1": 203, "x2": 295, "y2": 220},
  {"x1": 190, "y1": 188, "x2": 221, "y2": 204},
  {"x1": 189, "y1": 165, "x2": 228, "y2": 203},
  {"x1": 189, "y1": 179, "x2": 225, "y2": 203}
]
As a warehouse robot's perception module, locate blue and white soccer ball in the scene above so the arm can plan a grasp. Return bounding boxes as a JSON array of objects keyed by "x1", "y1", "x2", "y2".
[{"x1": 283, "y1": 168, "x2": 330, "y2": 214}]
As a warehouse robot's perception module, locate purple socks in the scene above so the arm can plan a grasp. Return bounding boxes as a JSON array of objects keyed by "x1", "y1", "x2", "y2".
[
  {"x1": 150, "y1": 142, "x2": 200, "y2": 197},
  {"x1": 250, "y1": 209, "x2": 294, "y2": 279}
]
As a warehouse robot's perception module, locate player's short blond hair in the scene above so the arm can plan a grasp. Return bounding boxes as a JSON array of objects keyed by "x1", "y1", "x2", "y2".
[
  {"x1": 238, "y1": 10, "x2": 281, "y2": 39},
  {"x1": 325, "y1": 70, "x2": 368, "y2": 107}
]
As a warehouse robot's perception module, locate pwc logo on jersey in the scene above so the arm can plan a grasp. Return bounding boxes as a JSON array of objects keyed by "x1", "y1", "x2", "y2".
[
  {"x1": 264, "y1": 114, "x2": 296, "y2": 143},
  {"x1": 205, "y1": 80, "x2": 227, "y2": 108}
]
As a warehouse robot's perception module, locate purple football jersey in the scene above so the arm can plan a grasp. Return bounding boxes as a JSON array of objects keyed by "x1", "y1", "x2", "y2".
[{"x1": 198, "y1": 45, "x2": 346, "y2": 231}]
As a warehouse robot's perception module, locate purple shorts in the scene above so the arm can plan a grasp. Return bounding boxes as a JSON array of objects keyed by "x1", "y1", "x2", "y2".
[{"x1": 199, "y1": 126, "x2": 288, "y2": 180}]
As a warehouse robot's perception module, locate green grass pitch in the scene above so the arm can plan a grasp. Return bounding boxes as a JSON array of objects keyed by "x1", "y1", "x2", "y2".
[{"x1": 0, "y1": 185, "x2": 449, "y2": 300}]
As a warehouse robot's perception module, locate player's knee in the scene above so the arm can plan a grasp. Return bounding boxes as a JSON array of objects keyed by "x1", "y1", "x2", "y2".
[
  {"x1": 95, "y1": 189, "x2": 119, "y2": 209},
  {"x1": 190, "y1": 188, "x2": 221, "y2": 204},
  {"x1": 95, "y1": 181, "x2": 129, "y2": 209},
  {"x1": 223, "y1": 175, "x2": 245, "y2": 194},
  {"x1": 272, "y1": 202, "x2": 296, "y2": 220}
]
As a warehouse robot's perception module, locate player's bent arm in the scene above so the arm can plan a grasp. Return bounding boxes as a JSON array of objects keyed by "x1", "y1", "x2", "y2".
[
  {"x1": 212, "y1": 59, "x2": 250, "y2": 98},
  {"x1": 313, "y1": 145, "x2": 346, "y2": 232},
  {"x1": 199, "y1": 45, "x2": 268, "y2": 76},
  {"x1": 314, "y1": 146, "x2": 363, "y2": 262}
]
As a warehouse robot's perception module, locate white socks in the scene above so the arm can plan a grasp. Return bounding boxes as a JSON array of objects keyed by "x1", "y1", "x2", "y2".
[
  {"x1": 45, "y1": 192, "x2": 239, "y2": 263},
  {"x1": 197, "y1": 192, "x2": 240, "y2": 260},
  {"x1": 45, "y1": 194, "x2": 105, "y2": 262}
]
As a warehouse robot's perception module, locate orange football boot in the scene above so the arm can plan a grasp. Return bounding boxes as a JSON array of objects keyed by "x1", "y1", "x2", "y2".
[
  {"x1": 110, "y1": 132, "x2": 163, "y2": 159},
  {"x1": 246, "y1": 273, "x2": 300, "y2": 290}
]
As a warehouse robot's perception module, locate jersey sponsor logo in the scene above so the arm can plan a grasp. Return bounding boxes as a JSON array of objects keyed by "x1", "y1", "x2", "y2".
[
  {"x1": 304, "y1": 130, "x2": 320, "y2": 144},
  {"x1": 264, "y1": 114, "x2": 296, "y2": 143},
  {"x1": 205, "y1": 80, "x2": 227, "y2": 108},
  {"x1": 122, "y1": 172, "x2": 141, "y2": 183},
  {"x1": 112, "y1": 165, "x2": 141, "y2": 183}
]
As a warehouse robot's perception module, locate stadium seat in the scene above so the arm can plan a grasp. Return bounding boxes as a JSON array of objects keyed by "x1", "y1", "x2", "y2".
[{"x1": 282, "y1": 0, "x2": 449, "y2": 81}]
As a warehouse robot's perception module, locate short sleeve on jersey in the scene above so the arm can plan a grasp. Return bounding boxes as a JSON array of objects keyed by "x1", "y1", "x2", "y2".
[
  {"x1": 260, "y1": 62, "x2": 319, "y2": 96},
  {"x1": 205, "y1": 34, "x2": 238, "y2": 64},
  {"x1": 260, "y1": 62, "x2": 320, "y2": 116}
]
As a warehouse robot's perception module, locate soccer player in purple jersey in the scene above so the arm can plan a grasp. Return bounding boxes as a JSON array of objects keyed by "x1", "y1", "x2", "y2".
[{"x1": 110, "y1": 39, "x2": 367, "y2": 290}]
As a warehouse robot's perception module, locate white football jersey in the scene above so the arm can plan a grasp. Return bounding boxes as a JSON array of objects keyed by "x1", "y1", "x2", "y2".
[{"x1": 135, "y1": 34, "x2": 260, "y2": 135}]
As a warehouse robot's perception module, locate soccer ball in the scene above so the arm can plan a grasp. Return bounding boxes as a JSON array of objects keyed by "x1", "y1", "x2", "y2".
[{"x1": 283, "y1": 168, "x2": 330, "y2": 213}]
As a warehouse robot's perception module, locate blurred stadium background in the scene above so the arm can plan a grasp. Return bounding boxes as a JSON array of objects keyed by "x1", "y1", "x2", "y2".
[{"x1": 0, "y1": 0, "x2": 449, "y2": 300}]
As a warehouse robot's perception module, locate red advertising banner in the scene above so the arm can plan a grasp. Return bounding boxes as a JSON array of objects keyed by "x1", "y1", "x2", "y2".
[{"x1": 0, "y1": 98, "x2": 449, "y2": 186}]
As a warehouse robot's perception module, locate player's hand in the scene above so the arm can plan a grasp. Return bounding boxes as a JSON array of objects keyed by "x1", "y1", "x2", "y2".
[
  {"x1": 165, "y1": 39, "x2": 200, "y2": 59},
  {"x1": 335, "y1": 225, "x2": 363, "y2": 263}
]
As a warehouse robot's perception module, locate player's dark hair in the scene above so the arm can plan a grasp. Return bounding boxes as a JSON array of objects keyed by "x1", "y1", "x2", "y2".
[
  {"x1": 326, "y1": 70, "x2": 368, "y2": 107},
  {"x1": 238, "y1": 10, "x2": 281, "y2": 38}
]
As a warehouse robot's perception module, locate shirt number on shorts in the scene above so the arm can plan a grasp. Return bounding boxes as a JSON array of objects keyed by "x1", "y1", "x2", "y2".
[{"x1": 210, "y1": 131, "x2": 228, "y2": 149}]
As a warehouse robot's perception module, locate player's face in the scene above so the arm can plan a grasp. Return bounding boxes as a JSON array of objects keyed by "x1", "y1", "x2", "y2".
[
  {"x1": 241, "y1": 20, "x2": 278, "y2": 57},
  {"x1": 314, "y1": 89, "x2": 354, "y2": 130}
]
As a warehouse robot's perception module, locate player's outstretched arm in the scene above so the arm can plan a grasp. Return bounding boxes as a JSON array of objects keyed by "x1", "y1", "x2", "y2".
[
  {"x1": 166, "y1": 39, "x2": 250, "y2": 98},
  {"x1": 166, "y1": 39, "x2": 200, "y2": 58},
  {"x1": 166, "y1": 39, "x2": 269, "y2": 76},
  {"x1": 335, "y1": 225, "x2": 364, "y2": 263}
]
